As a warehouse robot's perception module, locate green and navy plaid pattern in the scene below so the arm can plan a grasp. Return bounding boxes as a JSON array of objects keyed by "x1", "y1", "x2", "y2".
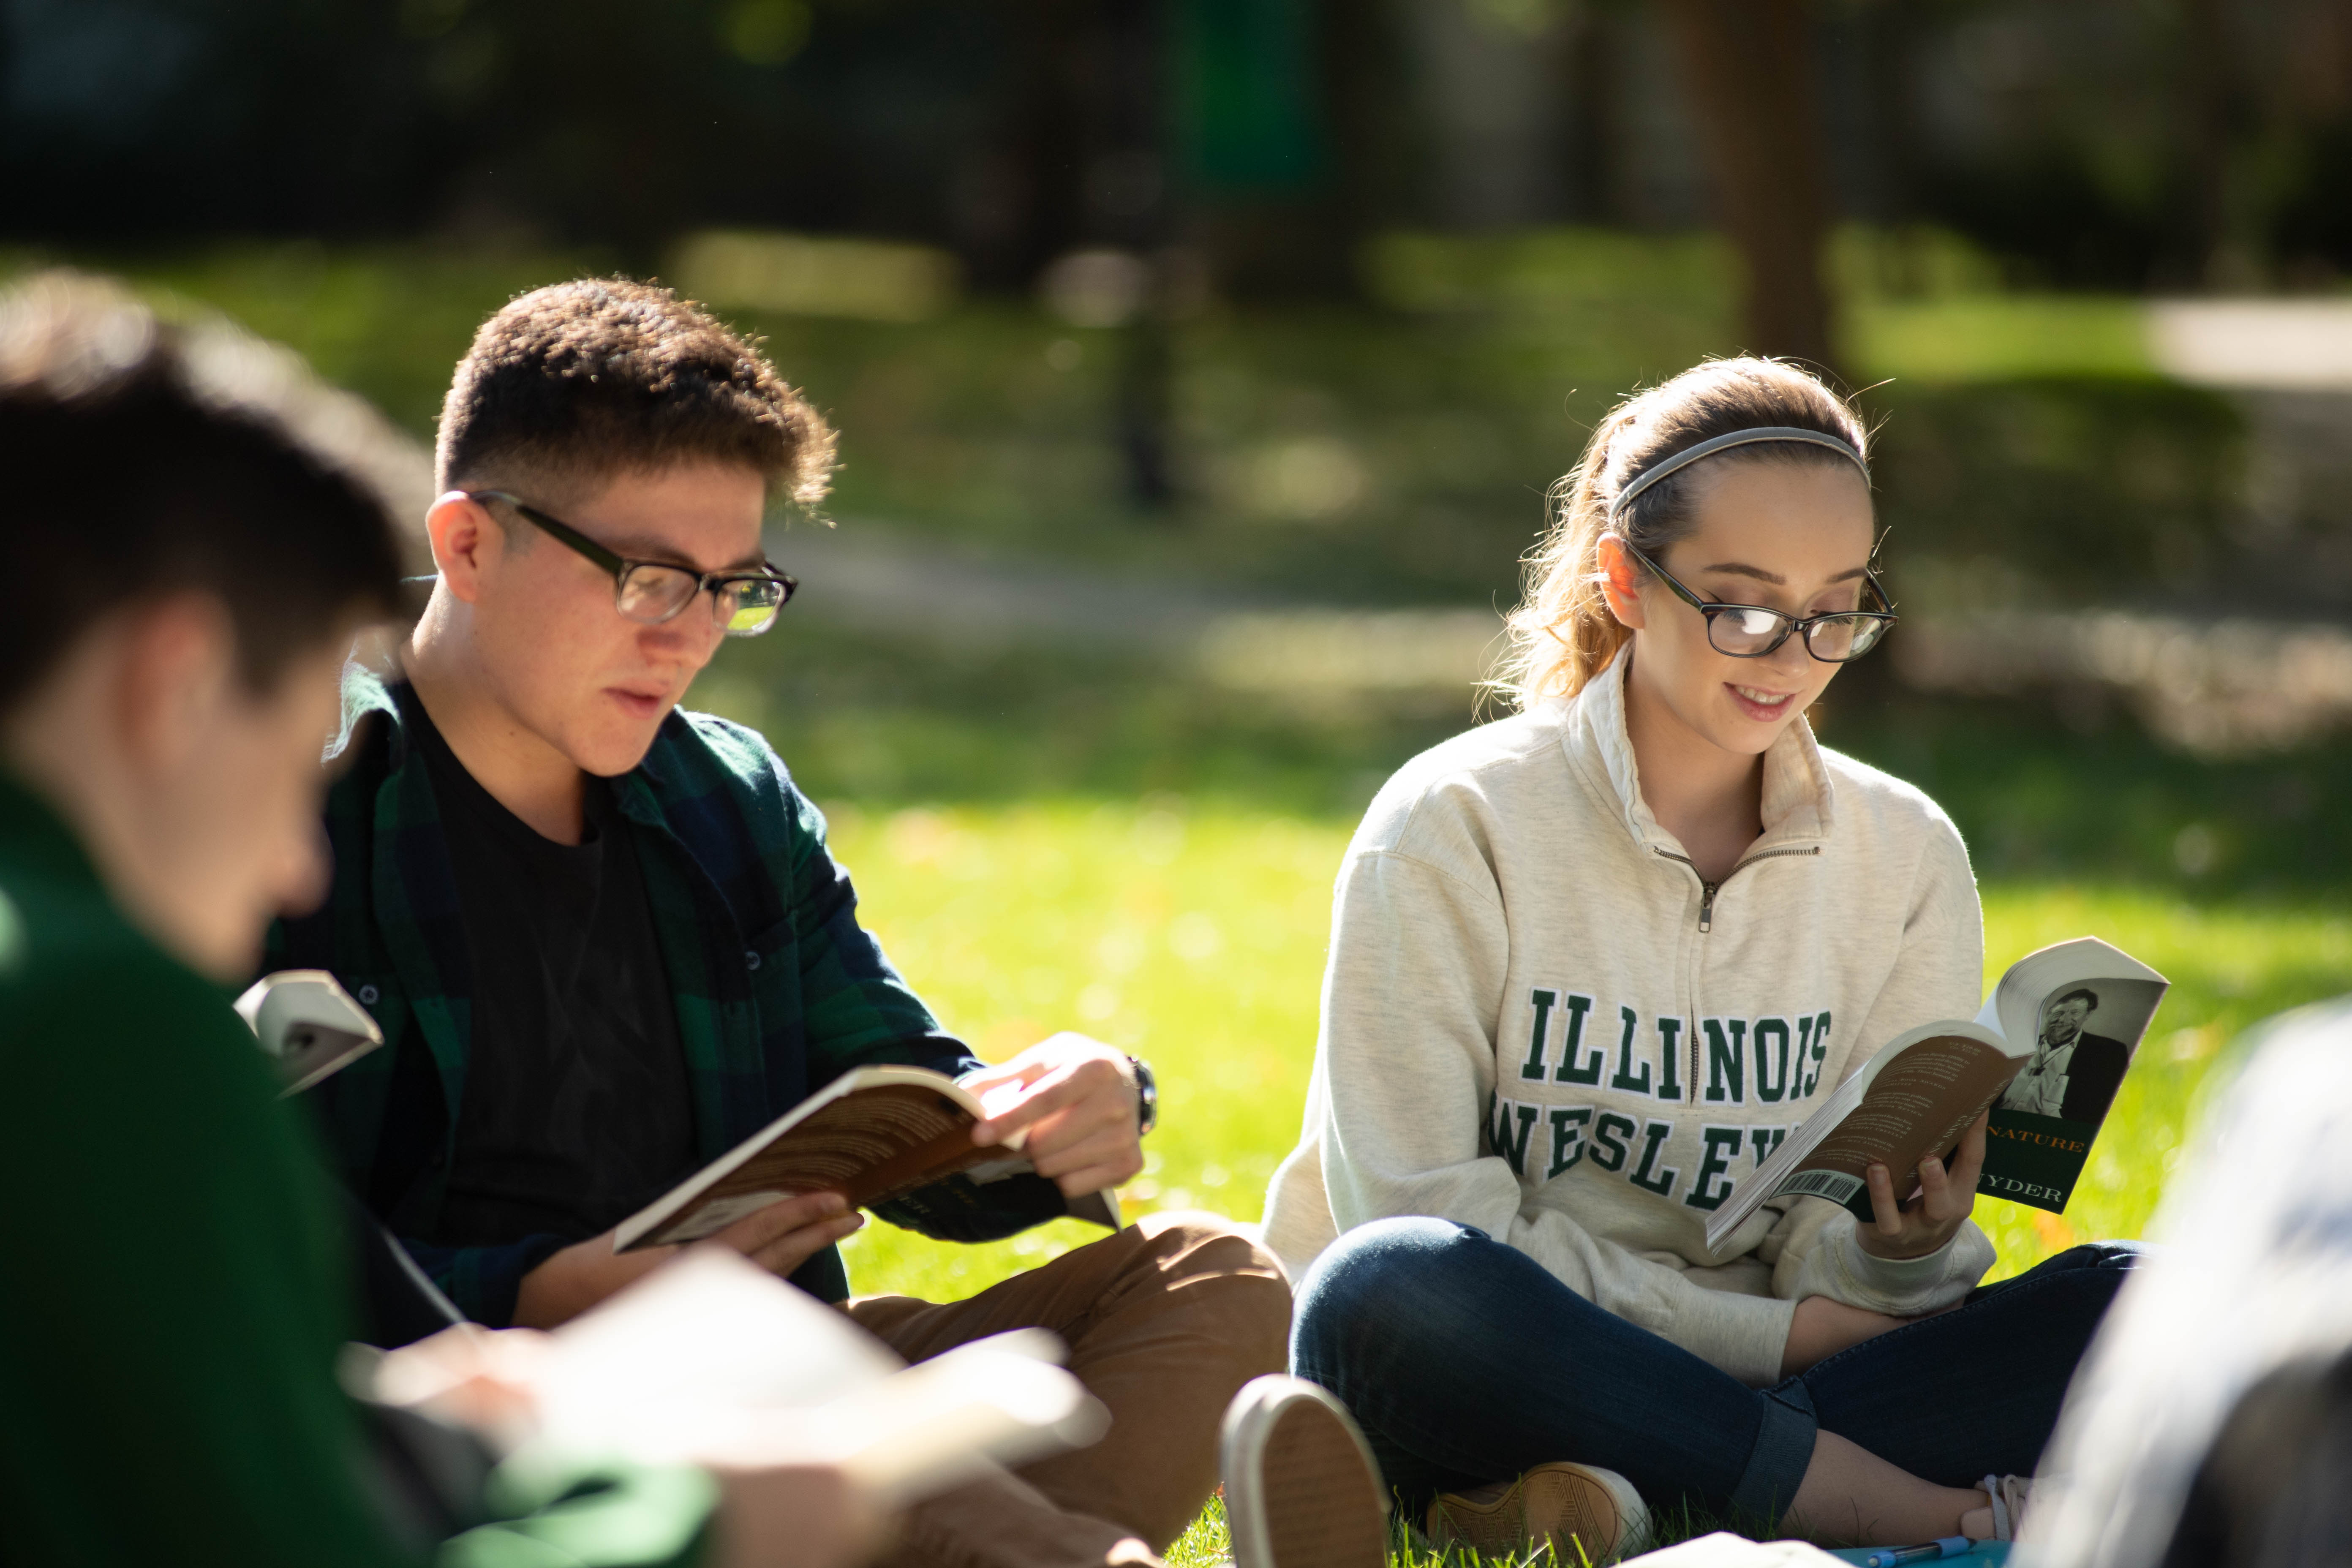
[{"x1": 270, "y1": 665, "x2": 1059, "y2": 1323}]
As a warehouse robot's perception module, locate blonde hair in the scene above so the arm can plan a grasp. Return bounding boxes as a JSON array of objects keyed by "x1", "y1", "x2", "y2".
[{"x1": 1498, "y1": 357, "x2": 1871, "y2": 708}]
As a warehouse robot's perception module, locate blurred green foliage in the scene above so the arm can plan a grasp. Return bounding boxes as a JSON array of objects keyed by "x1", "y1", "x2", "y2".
[
  {"x1": 11, "y1": 229, "x2": 2253, "y2": 621},
  {"x1": 8, "y1": 235, "x2": 2328, "y2": 889}
]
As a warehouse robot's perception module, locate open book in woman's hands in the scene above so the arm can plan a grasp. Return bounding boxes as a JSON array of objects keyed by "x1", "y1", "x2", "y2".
[{"x1": 1701, "y1": 937, "x2": 2169, "y2": 1252}]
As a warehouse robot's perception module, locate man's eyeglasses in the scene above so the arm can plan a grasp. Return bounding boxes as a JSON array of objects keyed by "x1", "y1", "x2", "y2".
[
  {"x1": 465, "y1": 490, "x2": 798, "y2": 637},
  {"x1": 1619, "y1": 539, "x2": 1897, "y2": 663}
]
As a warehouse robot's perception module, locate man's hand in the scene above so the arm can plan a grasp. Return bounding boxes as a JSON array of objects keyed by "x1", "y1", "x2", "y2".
[
  {"x1": 1780, "y1": 1296, "x2": 1910, "y2": 1378},
  {"x1": 513, "y1": 1192, "x2": 866, "y2": 1328},
  {"x1": 1857, "y1": 1110, "x2": 1988, "y2": 1260},
  {"x1": 966, "y1": 1031, "x2": 1144, "y2": 1198}
]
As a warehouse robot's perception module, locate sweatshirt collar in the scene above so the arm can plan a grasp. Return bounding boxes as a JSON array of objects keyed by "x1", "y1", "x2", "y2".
[{"x1": 1561, "y1": 644, "x2": 1836, "y2": 859}]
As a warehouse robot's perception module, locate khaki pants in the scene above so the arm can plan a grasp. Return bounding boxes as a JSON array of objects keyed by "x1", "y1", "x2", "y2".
[{"x1": 845, "y1": 1211, "x2": 1291, "y2": 1568}]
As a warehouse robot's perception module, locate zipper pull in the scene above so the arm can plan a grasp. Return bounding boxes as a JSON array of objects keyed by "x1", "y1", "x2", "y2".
[{"x1": 1699, "y1": 881, "x2": 1718, "y2": 933}]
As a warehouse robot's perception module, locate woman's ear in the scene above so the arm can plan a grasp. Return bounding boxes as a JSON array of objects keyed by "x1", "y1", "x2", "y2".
[{"x1": 1595, "y1": 534, "x2": 1647, "y2": 631}]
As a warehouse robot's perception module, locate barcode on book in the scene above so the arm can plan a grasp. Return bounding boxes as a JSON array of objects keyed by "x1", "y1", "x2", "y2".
[{"x1": 1775, "y1": 1169, "x2": 1865, "y2": 1205}]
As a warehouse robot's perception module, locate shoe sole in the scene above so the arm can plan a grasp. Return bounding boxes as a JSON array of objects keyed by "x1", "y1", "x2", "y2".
[
  {"x1": 1428, "y1": 1462, "x2": 1647, "y2": 1564},
  {"x1": 1222, "y1": 1375, "x2": 1390, "y2": 1568}
]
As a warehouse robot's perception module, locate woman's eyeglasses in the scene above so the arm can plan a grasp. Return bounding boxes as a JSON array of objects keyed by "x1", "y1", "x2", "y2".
[
  {"x1": 1620, "y1": 539, "x2": 1897, "y2": 663},
  {"x1": 466, "y1": 490, "x2": 798, "y2": 637}
]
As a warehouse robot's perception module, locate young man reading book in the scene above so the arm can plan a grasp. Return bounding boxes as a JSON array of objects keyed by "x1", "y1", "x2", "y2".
[
  {"x1": 273, "y1": 278, "x2": 1297, "y2": 1568},
  {"x1": 0, "y1": 271, "x2": 876, "y2": 1568}
]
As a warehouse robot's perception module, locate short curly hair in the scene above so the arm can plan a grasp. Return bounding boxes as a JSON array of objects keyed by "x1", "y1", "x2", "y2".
[{"x1": 435, "y1": 277, "x2": 836, "y2": 508}]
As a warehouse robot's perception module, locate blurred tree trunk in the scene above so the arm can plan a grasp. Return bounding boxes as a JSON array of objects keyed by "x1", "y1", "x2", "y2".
[
  {"x1": 2178, "y1": 0, "x2": 2245, "y2": 288},
  {"x1": 1654, "y1": 0, "x2": 1838, "y2": 373}
]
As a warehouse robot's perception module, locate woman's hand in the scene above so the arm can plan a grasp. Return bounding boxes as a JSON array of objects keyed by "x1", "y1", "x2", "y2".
[
  {"x1": 1780, "y1": 1296, "x2": 1910, "y2": 1378},
  {"x1": 1856, "y1": 1110, "x2": 1988, "y2": 1260}
]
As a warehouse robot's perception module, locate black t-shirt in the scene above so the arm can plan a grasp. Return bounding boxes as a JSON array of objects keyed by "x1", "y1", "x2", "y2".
[{"x1": 398, "y1": 684, "x2": 700, "y2": 1247}]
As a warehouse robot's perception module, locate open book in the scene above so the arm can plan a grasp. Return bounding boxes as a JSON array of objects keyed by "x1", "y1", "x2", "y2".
[
  {"x1": 615, "y1": 1064, "x2": 1123, "y2": 1253},
  {"x1": 234, "y1": 969, "x2": 384, "y2": 1096},
  {"x1": 1703, "y1": 937, "x2": 2169, "y2": 1251},
  {"x1": 362, "y1": 1247, "x2": 1111, "y2": 1505}
]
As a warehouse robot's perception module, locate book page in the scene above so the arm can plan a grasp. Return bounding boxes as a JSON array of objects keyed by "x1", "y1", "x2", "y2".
[
  {"x1": 1769, "y1": 1033, "x2": 2017, "y2": 1213},
  {"x1": 234, "y1": 970, "x2": 385, "y2": 1096},
  {"x1": 1704, "y1": 1020, "x2": 2012, "y2": 1250},
  {"x1": 634, "y1": 1083, "x2": 988, "y2": 1247}
]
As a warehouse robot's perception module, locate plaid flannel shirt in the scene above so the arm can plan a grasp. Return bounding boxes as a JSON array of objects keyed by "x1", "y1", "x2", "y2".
[{"x1": 270, "y1": 664, "x2": 1065, "y2": 1325}]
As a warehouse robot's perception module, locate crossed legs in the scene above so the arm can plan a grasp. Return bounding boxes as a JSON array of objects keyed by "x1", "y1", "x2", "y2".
[
  {"x1": 847, "y1": 1211, "x2": 1292, "y2": 1568},
  {"x1": 1291, "y1": 1217, "x2": 2132, "y2": 1544}
]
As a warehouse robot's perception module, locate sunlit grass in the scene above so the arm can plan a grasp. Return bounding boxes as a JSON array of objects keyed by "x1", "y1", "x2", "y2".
[
  {"x1": 828, "y1": 798, "x2": 1342, "y2": 1302},
  {"x1": 1846, "y1": 295, "x2": 2154, "y2": 384},
  {"x1": 828, "y1": 798, "x2": 2351, "y2": 1300}
]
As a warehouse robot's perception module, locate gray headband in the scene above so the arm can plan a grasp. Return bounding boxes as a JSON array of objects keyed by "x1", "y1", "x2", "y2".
[{"x1": 1606, "y1": 425, "x2": 1868, "y2": 521}]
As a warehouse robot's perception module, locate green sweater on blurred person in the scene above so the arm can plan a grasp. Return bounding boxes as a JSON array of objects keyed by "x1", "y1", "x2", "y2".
[{"x1": 0, "y1": 769, "x2": 713, "y2": 1568}]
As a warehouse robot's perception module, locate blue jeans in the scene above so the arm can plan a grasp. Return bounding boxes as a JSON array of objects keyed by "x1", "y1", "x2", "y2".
[{"x1": 1290, "y1": 1217, "x2": 2135, "y2": 1524}]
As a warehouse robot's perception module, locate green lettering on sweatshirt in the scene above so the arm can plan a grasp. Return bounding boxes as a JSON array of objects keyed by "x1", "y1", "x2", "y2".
[
  {"x1": 1753, "y1": 1015, "x2": 1792, "y2": 1103},
  {"x1": 1488, "y1": 1093, "x2": 1539, "y2": 1176},
  {"x1": 1546, "y1": 1106, "x2": 1592, "y2": 1178},
  {"x1": 1590, "y1": 1111, "x2": 1635, "y2": 1172},
  {"x1": 1684, "y1": 1126, "x2": 1747, "y2": 1211},
  {"x1": 1610, "y1": 1004, "x2": 1651, "y2": 1095},
  {"x1": 1703, "y1": 1017, "x2": 1746, "y2": 1104},
  {"x1": 1627, "y1": 1119, "x2": 1679, "y2": 1196},
  {"x1": 1554, "y1": 993, "x2": 1603, "y2": 1084},
  {"x1": 1521, "y1": 989, "x2": 1557, "y2": 1081}
]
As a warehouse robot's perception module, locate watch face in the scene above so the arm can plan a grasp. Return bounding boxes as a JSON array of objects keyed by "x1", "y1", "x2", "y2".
[{"x1": 1130, "y1": 1055, "x2": 1158, "y2": 1132}]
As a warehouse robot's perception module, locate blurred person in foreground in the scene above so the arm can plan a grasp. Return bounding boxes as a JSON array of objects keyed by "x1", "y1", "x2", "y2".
[
  {"x1": 0, "y1": 270, "x2": 874, "y2": 1568},
  {"x1": 2025, "y1": 994, "x2": 2352, "y2": 1568},
  {"x1": 270, "y1": 278, "x2": 1300, "y2": 1568}
]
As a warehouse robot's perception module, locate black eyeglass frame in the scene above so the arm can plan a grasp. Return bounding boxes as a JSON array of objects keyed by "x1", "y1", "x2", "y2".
[
  {"x1": 464, "y1": 489, "x2": 798, "y2": 637},
  {"x1": 1619, "y1": 538, "x2": 1897, "y2": 664}
]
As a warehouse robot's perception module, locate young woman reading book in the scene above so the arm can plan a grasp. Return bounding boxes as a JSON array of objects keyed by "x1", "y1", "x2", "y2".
[{"x1": 1261, "y1": 358, "x2": 2136, "y2": 1558}]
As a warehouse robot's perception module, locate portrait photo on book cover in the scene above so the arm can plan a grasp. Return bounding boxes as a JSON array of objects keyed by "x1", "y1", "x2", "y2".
[{"x1": 1998, "y1": 978, "x2": 2166, "y2": 1127}]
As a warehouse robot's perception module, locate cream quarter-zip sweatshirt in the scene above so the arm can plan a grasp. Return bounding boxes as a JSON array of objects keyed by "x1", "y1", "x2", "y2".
[{"x1": 1263, "y1": 648, "x2": 1995, "y2": 1387}]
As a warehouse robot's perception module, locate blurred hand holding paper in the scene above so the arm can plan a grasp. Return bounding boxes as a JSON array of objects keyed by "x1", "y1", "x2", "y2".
[{"x1": 367, "y1": 1248, "x2": 1110, "y2": 1507}]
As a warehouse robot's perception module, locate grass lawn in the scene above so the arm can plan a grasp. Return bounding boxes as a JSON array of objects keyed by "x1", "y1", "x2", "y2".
[
  {"x1": 808, "y1": 797, "x2": 2352, "y2": 1563},
  {"x1": 12, "y1": 235, "x2": 2326, "y2": 1563}
]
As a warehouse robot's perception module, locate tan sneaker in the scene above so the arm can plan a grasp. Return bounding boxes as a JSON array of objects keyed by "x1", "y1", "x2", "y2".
[
  {"x1": 1426, "y1": 1462, "x2": 1650, "y2": 1564},
  {"x1": 1221, "y1": 1375, "x2": 1391, "y2": 1568}
]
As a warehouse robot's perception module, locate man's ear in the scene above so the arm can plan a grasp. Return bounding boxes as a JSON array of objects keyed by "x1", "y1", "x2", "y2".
[
  {"x1": 1595, "y1": 534, "x2": 1647, "y2": 631},
  {"x1": 116, "y1": 594, "x2": 235, "y2": 775},
  {"x1": 425, "y1": 490, "x2": 500, "y2": 605}
]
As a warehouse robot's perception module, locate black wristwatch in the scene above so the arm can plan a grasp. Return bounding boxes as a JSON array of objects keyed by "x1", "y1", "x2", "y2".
[{"x1": 1128, "y1": 1054, "x2": 1158, "y2": 1136}]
